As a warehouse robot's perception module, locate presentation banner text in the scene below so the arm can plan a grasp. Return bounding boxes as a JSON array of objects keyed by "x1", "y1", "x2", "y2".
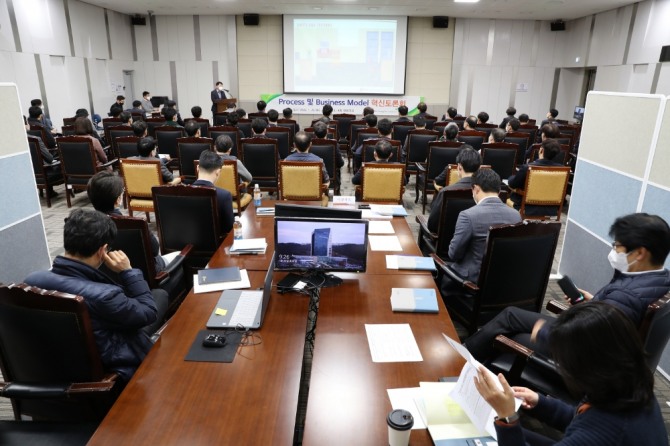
[{"x1": 261, "y1": 94, "x2": 424, "y2": 116}]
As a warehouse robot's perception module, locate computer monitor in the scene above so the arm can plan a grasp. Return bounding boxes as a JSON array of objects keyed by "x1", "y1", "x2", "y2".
[
  {"x1": 151, "y1": 96, "x2": 169, "y2": 108},
  {"x1": 573, "y1": 106, "x2": 585, "y2": 122},
  {"x1": 274, "y1": 217, "x2": 369, "y2": 276},
  {"x1": 274, "y1": 203, "x2": 362, "y2": 219}
]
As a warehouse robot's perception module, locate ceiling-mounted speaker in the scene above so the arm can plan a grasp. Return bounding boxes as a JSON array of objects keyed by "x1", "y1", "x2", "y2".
[
  {"x1": 550, "y1": 20, "x2": 566, "y2": 31},
  {"x1": 433, "y1": 16, "x2": 449, "y2": 29},
  {"x1": 243, "y1": 14, "x2": 260, "y2": 26},
  {"x1": 660, "y1": 45, "x2": 670, "y2": 62},
  {"x1": 131, "y1": 16, "x2": 146, "y2": 26}
]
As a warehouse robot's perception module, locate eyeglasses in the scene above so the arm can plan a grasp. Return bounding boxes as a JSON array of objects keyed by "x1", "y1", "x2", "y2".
[{"x1": 611, "y1": 242, "x2": 625, "y2": 249}]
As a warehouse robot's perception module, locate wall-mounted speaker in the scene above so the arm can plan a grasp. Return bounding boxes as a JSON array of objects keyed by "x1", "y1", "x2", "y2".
[
  {"x1": 243, "y1": 14, "x2": 260, "y2": 26},
  {"x1": 660, "y1": 45, "x2": 670, "y2": 63},
  {"x1": 550, "y1": 20, "x2": 566, "y2": 31},
  {"x1": 433, "y1": 16, "x2": 449, "y2": 29},
  {"x1": 131, "y1": 16, "x2": 146, "y2": 26}
]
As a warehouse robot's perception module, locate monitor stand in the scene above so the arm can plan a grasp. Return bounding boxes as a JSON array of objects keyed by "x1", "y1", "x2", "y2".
[{"x1": 304, "y1": 271, "x2": 343, "y2": 288}]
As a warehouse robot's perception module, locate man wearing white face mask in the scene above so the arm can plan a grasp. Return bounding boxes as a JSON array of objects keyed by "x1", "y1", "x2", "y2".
[
  {"x1": 464, "y1": 213, "x2": 670, "y2": 362},
  {"x1": 439, "y1": 168, "x2": 522, "y2": 296}
]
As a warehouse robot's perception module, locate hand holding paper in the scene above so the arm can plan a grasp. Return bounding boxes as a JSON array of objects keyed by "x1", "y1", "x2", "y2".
[{"x1": 473, "y1": 366, "x2": 517, "y2": 419}]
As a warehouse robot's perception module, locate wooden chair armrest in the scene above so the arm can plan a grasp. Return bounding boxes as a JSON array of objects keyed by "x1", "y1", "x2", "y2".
[
  {"x1": 415, "y1": 163, "x2": 426, "y2": 173},
  {"x1": 494, "y1": 335, "x2": 534, "y2": 358},
  {"x1": 415, "y1": 215, "x2": 437, "y2": 240},
  {"x1": 431, "y1": 254, "x2": 479, "y2": 292},
  {"x1": 158, "y1": 244, "x2": 193, "y2": 285},
  {"x1": 239, "y1": 182, "x2": 249, "y2": 192},
  {"x1": 98, "y1": 158, "x2": 119, "y2": 170},
  {"x1": 546, "y1": 299, "x2": 569, "y2": 314},
  {"x1": 0, "y1": 378, "x2": 118, "y2": 397}
]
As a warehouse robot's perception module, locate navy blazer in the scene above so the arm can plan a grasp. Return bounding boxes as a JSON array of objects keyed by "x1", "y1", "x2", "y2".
[{"x1": 192, "y1": 179, "x2": 235, "y2": 234}]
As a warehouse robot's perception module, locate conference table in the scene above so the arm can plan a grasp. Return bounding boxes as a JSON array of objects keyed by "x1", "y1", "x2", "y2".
[{"x1": 88, "y1": 201, "x2": 465, "y2": 446}]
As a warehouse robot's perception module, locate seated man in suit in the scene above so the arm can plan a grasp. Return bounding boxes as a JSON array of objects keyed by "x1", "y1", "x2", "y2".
[
  {"x1": 505, "y1": 118, "x2": 521, "y2": 133},
  {"x1": 251, "y1": 118, "x2": 268, "y2": 137},
  {"x1": 507, "y1": 138, "x2": 563, "y2": 215},
  {"x1": 441, "y1": 106, "x2": 459, "y2": 122},
  {"x1": 440, "y1": 168, "x2": 521, "y2": 295},
  {"x1": 477, "y1": 111, "x2": 490, "y2": 124},
  {"x1": 109, "y1": 95, "x2": 125, "y2": 116},
  {"x1": 401, "y1": 114, "x2": 427, "y2": 161},
  {"x1": 352, "y1": 139, "x2": 402, "y2": 185},
  {"x1": 87, "y1": 171, "x2": 178, "y2": 273},
  {"x1": 27, "y1": 105, "x2": 57, "y2": 149},
  {"x1": 463, "y1": 115, "x2": 478, "y2": 131},
  {"x1": 488, "y1": 127, "x2": 506, "y2": 143},
  {"x1": 286, "y1": 131, "x2": 330, "y2": 185},
  {"x1": 540, "y1": 108, "x2": 558, "y2": 128},
  {"x1": 141, "y1": 91, "x2": 153, "y2": 114},
  {"x1": 127, "y1": 100, "x2": 145, "y2": 115},
  {"x1": 215, "y1": 135, "x2": 252, "y2": 184},
  {"x1": 129, "y1": 137, "x2": 182, "y2": 185},
  {"x1": 282, "y1": 107, "x2": 300, "y2": 132},
  {"x1": 184, "y1": 119, "x2": 201, "y2": 138},
  {"x1": 193, "y1": 150, "x2": 235, "y2": 235},
  {"x1": 428, "y1": 148, "x2": 481, "y2": 233},
  {"x1": 395, "y1": 105, "x2": 411, "y2": 122},
  {"x1": 162, "y1": 107, "x2": 182, "y2": 128},
  {"x1": 267, "y1": 109, "x2": 279, "y2": 127},
  {"x1": 312, "y1": 121, "x2": 344, "y2": 189},
  {"x1": 24, "y1": 208, "x2": 168, "y2": 381},
  {"x1": 499, "y1": 106, "x2": 516, "y2": 129},
  {"x1": 465, "y1": 212, "x2": 670, "y2": 362}
]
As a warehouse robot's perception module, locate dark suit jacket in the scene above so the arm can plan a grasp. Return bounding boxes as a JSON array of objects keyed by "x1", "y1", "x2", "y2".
[
  {"x1": 427, "y1": 176, "x2": 474, "y2": 233},
  {"x1": 447, "y1": 197, "x2": 521, "y2": 282},
  {"x1": 192, "y1": 179, "x2": 235, "y2": 234},
  {"x1": 507, "y1": 158, "x2": 563, "y2": 214},
  {"x1": 499, "y1": 115, "x2": 515, "y2": 129},
  {"x1": 211, "y1": 89, "x2": 228, "y2": 113},
  {"x1": 27, "y1": 118, "x2": 57, "y2": 148}
]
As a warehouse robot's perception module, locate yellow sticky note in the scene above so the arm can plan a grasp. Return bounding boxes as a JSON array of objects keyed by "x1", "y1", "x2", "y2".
[{"x1": 215, "y1": 308, "x2": 228, "y2": 316}]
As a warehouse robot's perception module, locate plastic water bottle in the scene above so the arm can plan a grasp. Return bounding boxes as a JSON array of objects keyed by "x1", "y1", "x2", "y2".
[
  {"x1": 253, "y1": 184, "x2": 261, "y2": 206},
  {"x1": 233, "y1": 216, "x2": 243, "y2": 240}
]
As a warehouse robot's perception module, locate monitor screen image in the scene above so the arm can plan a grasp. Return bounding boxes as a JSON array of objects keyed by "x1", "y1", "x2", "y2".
[
  {"x1": 274, "y1": 218, "x2": 368, "y2": 273},
  {"x1": 574, "y1": 106, "x2": 585, "y2": 121}
]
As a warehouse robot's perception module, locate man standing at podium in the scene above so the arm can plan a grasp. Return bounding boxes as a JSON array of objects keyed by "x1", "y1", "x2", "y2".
[{"x1": 211, "y1": 81, "x2": 231, "y2": 116}]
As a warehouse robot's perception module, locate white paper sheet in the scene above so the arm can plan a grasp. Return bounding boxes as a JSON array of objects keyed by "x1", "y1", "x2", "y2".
[
  {"x1": 230, "y1": 238, "x2": 267, "y2": 252},
  {"x1": 387, "y1": 388, "x2": 426, "y2": 429},
  {"x1": 368, "y1": 235, "x2": 403, "y2": 251},
  {"x1": 442, "y1": 334, "x2": 521, "y2": 440},
  {"x1": 192, "y1": 269, "x2": 251, "y2": 293},
  {"x1": 368, "y1": 220, "x2": 395, "y2": 234},
  {"x1": 365, "y1": 324, "x2": 423, "y2": 362},
  {"x1": 360, "y1": 210, "x2": 393, "y2": 220}
]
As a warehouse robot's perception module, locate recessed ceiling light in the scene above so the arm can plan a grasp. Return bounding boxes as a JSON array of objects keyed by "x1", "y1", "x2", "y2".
[
  {"x1": 454, "y1": 0, "x2": 480, "y2": 3},
  {"x1": 368, "y1": 7, "x2": 379, "y2": 10}
]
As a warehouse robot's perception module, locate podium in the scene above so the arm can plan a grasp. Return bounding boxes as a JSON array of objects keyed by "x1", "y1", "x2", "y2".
[{"x1": 216, "y1": 98, "x2": 237, "y2": 113}]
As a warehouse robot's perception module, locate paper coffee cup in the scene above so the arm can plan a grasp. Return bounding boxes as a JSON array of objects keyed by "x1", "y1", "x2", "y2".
[{"x1": 387, "y1": 409, "x2": 413, "y2": 446}]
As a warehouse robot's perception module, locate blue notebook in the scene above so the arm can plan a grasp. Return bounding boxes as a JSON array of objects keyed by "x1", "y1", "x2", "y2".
[
  {"x1": 386, "y1": 255, "x2": 437, "y2": 271},
  {"x1": 390, "y1": 288, "x2": 439, "y2": 313}
]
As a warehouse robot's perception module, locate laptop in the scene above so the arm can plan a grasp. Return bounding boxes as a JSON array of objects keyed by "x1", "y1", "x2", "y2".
[{"x1": 205, "y1": 255, "x2": 274, "y2": 330}]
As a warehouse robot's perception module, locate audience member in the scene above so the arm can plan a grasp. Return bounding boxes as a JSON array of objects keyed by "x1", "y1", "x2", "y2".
[
  {"x1": 267, "y1": 109, "x2": 279, "y2": 126},
  {"x1": 162, "y1": 107, "x2": 181, "y2": 127},
  {"x1": 184, "y1": 120, "x2": 201, "y2": 138},
  {"x1": 475, "y1": 301, "x2": 667, "y2": 445},
  {"x1": 442, "y1": 106, "x2": 458, "y2": 121},
  {"x1": 214, "y1": 135, "x2": 252, "y2": 184},
  {"x1": 518, "y1": 113, "x2": 530, "y2": 125},
  {"x1": 109, "y1": 95, "x2": 125, "y2": 116},
  {"x1": 477, "y1": 111, "x2": 490, "y2": 124},
  {"x1": 540, "y1": 108, "x2": 559, "y2": 127},
  {"x1": 129, "y1": 137, "x2": 181, "y2": 185},
  {"x1": 440, "y1": 122, "x2": 459, "y2": 142},
  {"x1": 505, "y1": 118, "x2": 520, "y2": 132},
  {"x1": 285, "y1": 132, "x2": 330, "y2": 184},
  {"x1": 463, "y1": 115, "x2": 478, "y2": 131},
  {"x1": 226, "y1": 112, "x2": 245, "y2": 140},
  {"x1": 499, "y1": 106, "x2": 516, "y2": 129},
  {"x1": 321, "y1": 104, "x2": 333, "y2": 122},
  {"x1": 163, "y1": 100, "x2": 184, "y2": 126},
  {"x1": 128, "y1": 100, "x2": 145, "y2": 115},
  {"x1": 396, "y1": 105, "x2": 411, "y2": 122},
  {"x1": 132, "y1": 120, "x2": 148, "y2": 138},
  {"x1": 193, "y1": 150, "x2": 235, "y2": 234},
  {"x1": 363, "y1": 106, "x2": 375, "y2": 116},
  {"x1": 440, "y1": 169, "x2": 521, "y2": 294},
  {"x1": 507, "y1": 138, "x2": 563, "y2": 214},
  {"x1": 30, "y1": 99, "x2": 56, "y2": 133},
  {"x1": 27, "y1": 105, "x2": 57, "y2": 148},
  {"x1": 416, "y1": 102, "x2": 428, "y2": 118},
  {"x1": 464, "y1": 212, "x2": 670, "y2": 361},
  {"x1": 429, "y1": 148, "x2": 482, "y2": 232},
  {"x1": 74, "y1": 117, "x2": 110, "y2": 169},
  {"x1": 25, "y1": 115, "x2": 58, "y2": 197},
  {"x1": 87, "y1": 171, "x2": 172, "y2": 274},
  {"x1": 489, "y1": 128, "x2": 506, "y2": 143},
  {"x1": 191, "y1": 106, "x2": 203, "y2": 119},
  {"x1": 256, "y1": 100, "x2": 267, "y2": 115},
  {"x1": 251, "y1": 118, "x2": 268, "y2": 137},
  {"x1": 119, "y1": 111, "x2": 133, "y2": 127},
  {"x1": 141, "y1": 91, "x2": 153, "y2": 113},
  {"x1": 282, "y1": 107, "x2": 300, "y2": 131},
  {"x1": 236, "y1": 108, "x2": 247, "y2": 119},
  {"x1": 24, "y1": 208, "x2": 168, "y2": 381},
  {"x1": 109, "y1": 105, "x2": 123, "y2": 118}
]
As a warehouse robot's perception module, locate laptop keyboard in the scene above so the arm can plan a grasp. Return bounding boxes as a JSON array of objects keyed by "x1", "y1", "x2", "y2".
[{"x1": 229, "y1": 292, "x2": 262, "y2": 327}]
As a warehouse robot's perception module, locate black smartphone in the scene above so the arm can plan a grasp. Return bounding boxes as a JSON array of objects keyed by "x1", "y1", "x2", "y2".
[
  {"x1": 358, "y1": 204, "x2": 371, "y2": 209},
  {"x1": 557, "y1": 275, "x2": 584, "y2": 304}
]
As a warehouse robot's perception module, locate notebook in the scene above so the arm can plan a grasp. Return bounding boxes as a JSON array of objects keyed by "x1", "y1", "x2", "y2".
[{"x1": 205, "y1": 255, "x2": 274, "y2": 330}]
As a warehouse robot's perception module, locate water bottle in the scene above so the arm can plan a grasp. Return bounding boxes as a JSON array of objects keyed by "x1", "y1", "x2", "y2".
[
  {"x1": 233, "y1": 216, "x2": 243, "y2": 240},
  {"x1": 253, "y1": 184, "x2": 261, "y2": 206}
]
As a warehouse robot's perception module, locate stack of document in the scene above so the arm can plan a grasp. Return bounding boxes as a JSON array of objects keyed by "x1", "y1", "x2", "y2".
[
  {"x1": 229, "y1": 238, "x2": 267, "y2": 255},
  {"x1": 386, "y1": 255, "x2": 437, "y2": 271},
  {"x1": 370, "y1": 205, "x2": 408, "y2": 216},
  {"x1": 390, "y1": 288, "x2": 439, "y2": 313},
  {"x1": 256, "y1": 207, "x2": 275, "y2": 216}
]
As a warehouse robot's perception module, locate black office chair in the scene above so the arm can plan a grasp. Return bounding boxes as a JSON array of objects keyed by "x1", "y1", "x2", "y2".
[
  {"x1": 0, "y1": 283, "x2": 121, "y2": 422},
  {"x1": 152, "y1": 184, "x2": 224, "y2": 268},
  {"x1": 57, "y1": 136, "x2": 118, "y2": 207},
  {"x1": 27, "y1": 138, "x2": 63, "y2": 208},
  {"x1": 177, "y1": 137, "x2": 214, "y2": 184},
  {"x1": 361, "y1": 138, "x2": 400, "y2": 163},
  {"x1": 154, "y1": 126, "x2": 186, "y2": 163},
  {"x1": 184, "y1": 118, "x2": 210, "y2": 137},
  {"x1": 145, "y1": 118, "x2": 166, "y2": 138},
  {"x1": 114, "y1": 136, "x2": 141, "y2": 159},
  {"x1": 480, "y1": 144, "x2": 518, "y2": 179},
  {"x1": 237, "y1": 118, "x2": 253, "y2": 138},
  {"x1": 391, "y1": 121, "x2": 415, "y2": 147},
  {"x1": 265, "y1": 125, "x2": 293, "y2": 159},
  {"x1": 239, "y1": 137, "x2": 279, "y2": 195},
  {"x1": 433, "y1": 221, "x2": 561, "y2": 335},
  {"x1": 311, "y1": 138, "x2": 340, "y2": 195},
  {"x1": 416, "y1": 188, "x2": 474, "y2": 259},
  {"x1": 403, "y1": 129, "x2": 439, "y2": 197},
  {"x1": 457, "y1": 130, "x2": 487, "y2": 152},
  {"x1": 109, "y1": 215, "x2": 192, "y2": 316},
  {"x1": 415, "y1": 141, "x2": 462, "y2": 213},
  {"x1": 504, "y1": 132, "x2": 531, "y2": 166}
]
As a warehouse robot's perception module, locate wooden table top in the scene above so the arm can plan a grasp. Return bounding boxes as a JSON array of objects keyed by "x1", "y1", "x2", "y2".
[
  {"x1": 87, "y1": 271, "x2": 309, "y2": 446},
  {"x1": 302, "y1": 273, "x2": 465, "y2": 446},
  {"x1": 208, "y1": 200, "x2": 429, "y2": 275}
]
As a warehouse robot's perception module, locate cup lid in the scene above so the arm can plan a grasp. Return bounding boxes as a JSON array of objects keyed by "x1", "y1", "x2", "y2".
[{"x1": 387, "y1": 409, "x2": 414, "y2": 431}]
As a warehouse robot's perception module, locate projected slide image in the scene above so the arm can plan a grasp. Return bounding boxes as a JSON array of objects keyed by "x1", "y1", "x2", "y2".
[
  {"x1": 288, "y1": 17, "x2": 403, "y2": 94},
  {"x1": 276, "y1": 220, "x2": 367, "y2": 271}
]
